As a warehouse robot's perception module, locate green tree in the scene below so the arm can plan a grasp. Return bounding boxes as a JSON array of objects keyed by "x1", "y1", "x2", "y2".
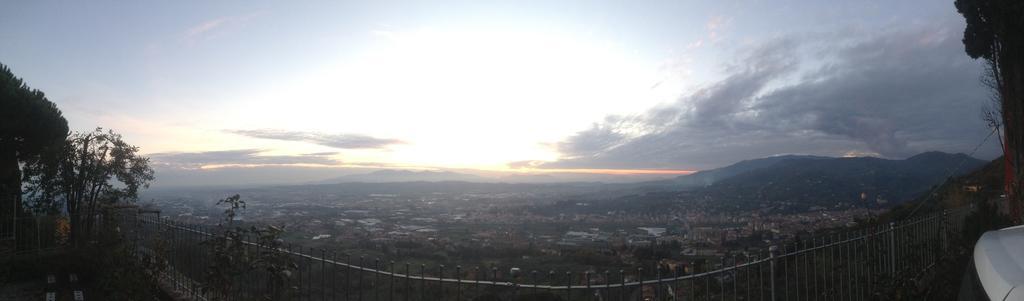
[
  {"x1": 205, "y1": 194, "x2": 295, "y2": 300},
  {"x1": 955, "y1": 0, "x2": 1024, "y2": 222},
  {"x1": 23, "y1": 128, "x2": 154, "y2": 242},
  {"x1": 0, "y1": 64, "x2": 68, "y2": 218}
]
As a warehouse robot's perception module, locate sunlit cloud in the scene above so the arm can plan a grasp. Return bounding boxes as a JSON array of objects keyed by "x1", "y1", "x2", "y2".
[
  {"x1": 149, "y1": 149, "x2": 340, "y2": 169},
  {"x1": 226, "y1": 129, "x2": 405, "y2": 149},
  {"x1": 705, "y1": 15, "x2": 731, "y2": 43},
  {"x1": 183, "y1": 12, "x2": 264, "y2": 44},
  {"x1": 542, "y1": 20, "x2": 995, "y2": 170}
]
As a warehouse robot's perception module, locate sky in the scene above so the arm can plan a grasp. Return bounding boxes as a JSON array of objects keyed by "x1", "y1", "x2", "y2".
[{"x1": 0, "y1": 1, "x2": 1001, "y2": 186}]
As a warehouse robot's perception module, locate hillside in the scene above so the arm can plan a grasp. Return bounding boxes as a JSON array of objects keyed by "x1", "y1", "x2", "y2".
[
  {"x1": 696, "y1": 152, "x2": 987, "y2": 210},
  {"x1": 662, "y1": 155, "x2": 830, "y2": 188},
  {"x1": 884, "y1": 156, "x2": 1006, "y2": 220}
]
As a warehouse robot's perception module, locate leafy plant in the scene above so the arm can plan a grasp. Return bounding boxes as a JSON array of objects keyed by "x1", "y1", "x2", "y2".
[{"x1": 204, "y1": 194, "x2": 296, "y2": 300}]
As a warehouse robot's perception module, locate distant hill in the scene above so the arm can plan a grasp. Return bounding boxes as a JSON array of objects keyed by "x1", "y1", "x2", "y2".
[
  {"x1": 698, "y1": 151, "x2": 987, "y2": 209},
  {"x1": 884, "y1": 156, "x2": 1005, "y2": 219},
  {"x1": 318, "y1": 170, "x2": 486, "y2": 183},
  {"x1": 657, "y1": 155, "x2": 829, "y2": 189}
]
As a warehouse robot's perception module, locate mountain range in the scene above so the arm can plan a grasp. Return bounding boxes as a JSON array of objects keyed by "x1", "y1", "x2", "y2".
[
  {"x1": 684, "y1": 151, "x2": 987, "y2": 208},
  {"x1": 159, "y1": 151, "x2": 990, "y2": 210}
]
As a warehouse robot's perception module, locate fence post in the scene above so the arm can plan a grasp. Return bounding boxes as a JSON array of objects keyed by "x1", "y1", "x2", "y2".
[
  {"x1": 940, "y1": 210, "x2": 949, "y2": 252},
  {"x1": 769, "y1": 245, "x2": 778, "y2": 301},
  {"x1": 888, "y1": 222, "x2": 896, "y2": 277}
]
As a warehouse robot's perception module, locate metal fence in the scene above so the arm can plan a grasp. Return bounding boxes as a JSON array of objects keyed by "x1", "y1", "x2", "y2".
[
  {"x1": 107, "y1": 205, "x2": 976, "y2": 301},
  {"x1": 0, "y1": 214, "x2": 105, "y2": 257}
]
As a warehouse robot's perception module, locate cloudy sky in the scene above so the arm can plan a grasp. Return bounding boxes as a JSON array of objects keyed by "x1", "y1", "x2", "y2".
[{"x1": 0, "y1": 1, "x2": 1000, "y2": 186}]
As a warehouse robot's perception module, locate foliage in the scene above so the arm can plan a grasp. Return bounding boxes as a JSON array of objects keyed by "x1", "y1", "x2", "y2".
[
  {"x1": 82, "y1": 210, "x2": 170, "y2": 300},
  {"x1": 955, "y1": 0, "x2": 1023, "y2": 60},
  {"x1": 204, "y1": 194, "x2": 296, "y2": 300},
  {"x1": 22, "y1": 128, "x2": 155, "y2": 242},
  {"x1": 956, "y1": 0, "x2": 1024, "y2": 223},
  {"x1": 0, "y1": 63, "x2": 68, "y2": 218}
]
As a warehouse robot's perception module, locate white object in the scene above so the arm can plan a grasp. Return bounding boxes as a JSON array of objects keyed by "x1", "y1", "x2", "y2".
[{"x1": 970, "y1": 224, "x2": 1024, "y2": 300}]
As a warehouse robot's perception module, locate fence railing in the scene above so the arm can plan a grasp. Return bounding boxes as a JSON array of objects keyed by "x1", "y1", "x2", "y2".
[
  {"x1": 109, "y1": 205, "x2": 975, "y2": 301},
  {"x1": 0, "y1": 214, "x2": 107, "y2": 257}
]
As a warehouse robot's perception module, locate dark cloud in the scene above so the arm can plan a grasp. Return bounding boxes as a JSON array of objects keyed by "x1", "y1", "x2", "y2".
[
  {"x1": 227, "y1": 129, "x2": 404, "y2": 149},
  {"x1": 543, "y1": 21, "x2": 998, "y2": 170},
  {"x1": 149, "y1": 149, "x2": 339, "y2": 168}
]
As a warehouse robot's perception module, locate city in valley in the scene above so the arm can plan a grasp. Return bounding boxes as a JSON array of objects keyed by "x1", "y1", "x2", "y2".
[{"x1": 145, "y1": 179, "x2": 884, "y2": 274}]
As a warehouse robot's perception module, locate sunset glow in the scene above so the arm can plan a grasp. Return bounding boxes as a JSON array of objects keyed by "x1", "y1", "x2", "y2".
[{"x1": 0, "y1": 1, "x2": 998, "y2": 186}]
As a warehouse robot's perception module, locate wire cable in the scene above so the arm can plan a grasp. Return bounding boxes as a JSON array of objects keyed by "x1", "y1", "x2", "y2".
[{"x1": 906, "y1": 127, "x2": 998, "y2": 218}]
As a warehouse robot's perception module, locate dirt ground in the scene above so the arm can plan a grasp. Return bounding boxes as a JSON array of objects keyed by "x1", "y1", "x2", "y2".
[{"x1": 0, "y1": 280, "x2": 44, "y2": 301}]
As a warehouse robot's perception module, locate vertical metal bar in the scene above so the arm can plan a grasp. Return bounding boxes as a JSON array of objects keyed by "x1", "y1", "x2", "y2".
[
  {"x1": 671, "y1": 266, "x2": 679, "y2": 301},
  {"x1": 705, "y1": 262, "x2": 711, "y2": 301},
  {"x1": 688, "y1": 264, "x2": 696, "y2": 301},
  {"x1": 732, "y1": 255, "x2": 738, "y2": 301},
  {"x1": 390, "y1": 261, "x2": 395, "y2": 301},
  {"x1": 856, "y1": 230, "x2": 863, "y2": 301},
  {"x1": 291, "y1": 244, "x2": 299, "y2": 301},
  {"x1": 419, "y1": 264, "x2": 425, "y2": 301},
  {"x1": 795, "y1": 242, "x2": 802, "y2": 301},
  {"x1": 603, "y1": 271, "x2": 610, "y2": 301},
  {"x1": 455, "y1": 265, "x2": 461, "y2": 301},
  {"x1": 874, "y1": 225, "x2": 881, "y2": 284},
  {"x1": 304, "y1": 249, "x2": 311, "y2": 301},
  {"x1": 912, "y1": 219, "x2": 918, "y2": 273},
  {"x1": 867, "y1": 228, "x2": 874, "y2": 301},
  {"x1": 835, "y1": 234, "x2": 842, "y2": 301},
  {"x1": 404, "y1": 263, "x2": 410, "y2": 301},
  {"x1": 536, "y1": 270, "x2": 544, "y2": 298},
  {"x1": 322, "y1": 250, "x2": 328, "y2": 301},
  {"x1": 333, "y1": 252, "x2": 339, "y2": 301},
  {"x1": 638, "y1": 267, "x2": 646, "y2": 301},
  {"x1": 839, "y1": 232, "x2": 847, "y2": 301},
  {"x1": 769, "y1": 246, "x2": 777, "y2": 301},
  {"x1": 782, "y1": 245, "x2": 789, "y2": 301},
  {"x1": 567, "y1": 271, "x2": 573, "y2": 301},
  {"x1": 802, "y1": 238, "x2": 811, "y2": 298},
  {"x1": 547, "y1": 270, "x2": 555, "y2": 299},
  {"x1": 758, "y1": 254, "x2": 763, "y2": 301},
  {"x1": 850, "y1": 231, "x2": 857, "y2": 301},
  {"x1": 346, "y1": 254, "x2": 352, "y2": 301},
  {"x1": 794, "y1": 244, "x2": 800, "y2": 301},
  {"x1": 375, "y1": 259, "x2": 382, "y2": 301},
  {"x1": 720, "y1": 259, "x2": 729, "y2": 301},
  {"x1": 436, "y1": 264, "x2": 446, "y2": 301},
  {"x1": 746, "y1": 255, "x2": 751, "y2": 301},
  {"x1": 837, "y1": 233, "x2": 843, "y2": 301},
  {"x1": 586, "y1": 271, "x2": 593, "y2": 301},
  {"x1": 654, "y1": 267, "x2": 661, "y2": 301},
  {"x1": 828, "y1": 234, "x2": 834, "y2": 299},
  {"x1": 618, "y1": 270, "x2": 624, "y2": 301},
  {"x1": 888, "y1": 223, "x2": 895, "y2": 278},
  {"x1": 358, "y1": 256, "x2": 364, "y2": 301},
  {"x1": 512, "y1": 267, "x2": 519, "y2": 300},
  {"x1": 844, "y1": 232, "x2": 850, "y2": 301}
]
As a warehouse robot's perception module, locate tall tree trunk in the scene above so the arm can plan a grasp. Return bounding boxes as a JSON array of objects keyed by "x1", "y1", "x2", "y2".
[
  {"x1": 999, "y1": 32, "x2": 1024, "y2": 224},
  {"x1": 1008, "y1": 60, "x2": 1024, "y2": 223},
  {"x1": 0, "y1": 144, "x2": 21, "y2": 218}
]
